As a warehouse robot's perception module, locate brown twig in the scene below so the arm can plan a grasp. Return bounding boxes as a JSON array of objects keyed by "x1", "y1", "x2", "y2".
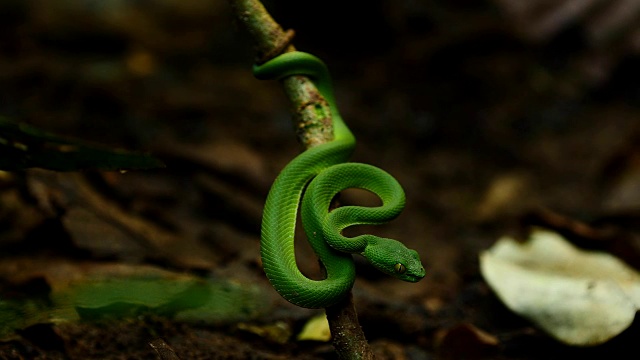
[
  {"x1": 227, "y1": 0, "x2": 374, "y2": 358},
  {"x1": 228, "y1": 0, "x2": 333, "y2": 149},
  {"x1": 149, "y1": 338, "x2": 182, "y2": 360},
  {"x1": 325, "y1": 293, "x2": 374, "y2": 359}
]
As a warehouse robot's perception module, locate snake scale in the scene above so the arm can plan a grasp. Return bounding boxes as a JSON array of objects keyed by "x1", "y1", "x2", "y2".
[{"x1": 254, "y1": 51, "x2": 425, "y2": 309}]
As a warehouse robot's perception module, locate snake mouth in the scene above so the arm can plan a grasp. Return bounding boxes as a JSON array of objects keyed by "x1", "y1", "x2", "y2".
[{"x1": 406, "y1": 267, "x2": 426, "y2": 282}]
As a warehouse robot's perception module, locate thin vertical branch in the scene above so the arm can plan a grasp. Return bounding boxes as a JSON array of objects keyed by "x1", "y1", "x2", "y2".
[
  {"x1": 325, "y1": 293, "x2": 374, "y2": 360},
  {"x1": 227, "y1": 0, "x2": 374, "y2": 359},
  {"x1": 228, "y1": 0, "x2": 333, "y2": 149}
]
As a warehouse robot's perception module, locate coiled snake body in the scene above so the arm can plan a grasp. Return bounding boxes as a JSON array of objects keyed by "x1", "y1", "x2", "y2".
[{"x1": 255, "y1": 52, "x2": 425, "y2": 309}]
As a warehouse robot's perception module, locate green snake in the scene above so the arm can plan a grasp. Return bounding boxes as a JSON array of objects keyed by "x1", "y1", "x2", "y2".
[{"x1": 254, "y1": 51, "x2": 425, "y2": 309}]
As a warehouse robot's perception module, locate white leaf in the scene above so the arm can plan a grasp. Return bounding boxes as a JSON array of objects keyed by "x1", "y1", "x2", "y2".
[{"x1": 480, "y1": 229, "x2": 640, "y2": 345}]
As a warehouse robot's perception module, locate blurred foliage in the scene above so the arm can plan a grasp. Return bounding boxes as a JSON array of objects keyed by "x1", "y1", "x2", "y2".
[
  {"x1": 0, "y1": 117, "x2": 163, "y2": 171},
  {"x1": 0, "y1": 275, "x2": 268, "y2": 338}
]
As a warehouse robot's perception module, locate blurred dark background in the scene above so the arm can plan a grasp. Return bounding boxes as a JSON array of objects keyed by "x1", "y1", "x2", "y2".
[{"x1": 1, "y1": 0, "x2": 640, "y2": 358}]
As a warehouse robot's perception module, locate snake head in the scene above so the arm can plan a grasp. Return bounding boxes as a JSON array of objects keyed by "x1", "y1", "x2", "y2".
[{"x1": 362, "y1": 237, "x2": 426, "y2": 282}]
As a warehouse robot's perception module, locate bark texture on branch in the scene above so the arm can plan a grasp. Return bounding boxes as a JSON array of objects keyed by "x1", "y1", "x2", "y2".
[
  {"x1": 229, "y1": 0, "x2": 333, "y2": 148},
  {"x1": 228, "y1": 0, "x2": 374, "y2": 358}
]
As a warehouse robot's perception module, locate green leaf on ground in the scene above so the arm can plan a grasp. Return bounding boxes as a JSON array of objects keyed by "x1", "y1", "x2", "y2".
[{"x1": 0, "y1": 272, "x2": 269, "y2": 338}]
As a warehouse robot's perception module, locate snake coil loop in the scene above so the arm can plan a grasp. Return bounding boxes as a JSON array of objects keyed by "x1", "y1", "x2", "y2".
[{"x1": 255, "y1": 52, "x2": 425, "y2": 309}]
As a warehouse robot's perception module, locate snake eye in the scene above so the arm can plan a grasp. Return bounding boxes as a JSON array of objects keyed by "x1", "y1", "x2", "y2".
[{"x1": 394, "y1": 263, "x2": 406, "y2": 274}]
